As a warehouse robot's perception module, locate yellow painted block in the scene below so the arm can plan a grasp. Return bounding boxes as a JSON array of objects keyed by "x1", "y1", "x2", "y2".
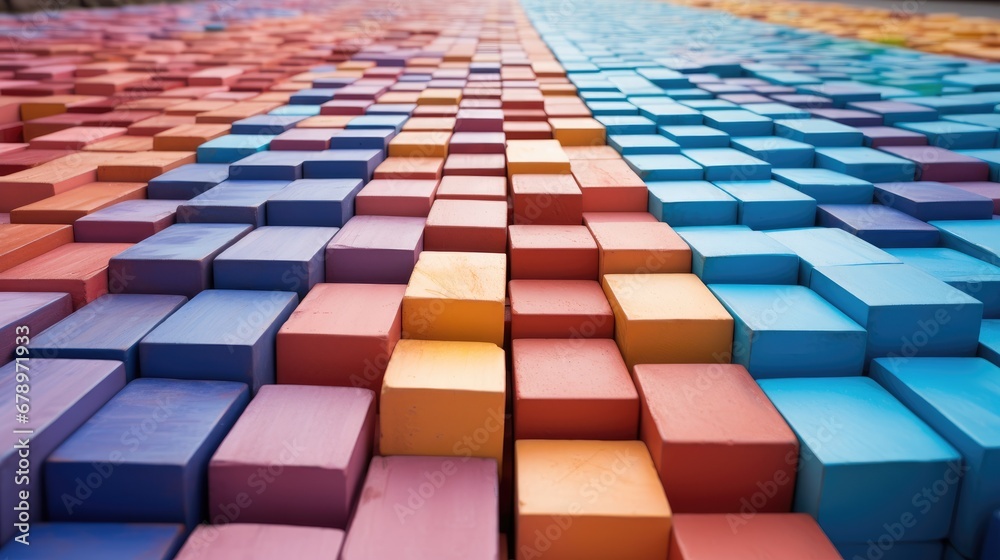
[
  {"x1": 549, "y1": 118, "x2": 605, "y2": 147},
  {"x1": 380, "y1": 339, "x2": 505, "y2": 469},
  {"x1": 418, "y1": 88, "x2": 462, "y2": 105},
  {"x1": 403, "y1": 251, "x2": 506, "y2": 346},
  {"x1": 516, "y1": 440, "x2": 671, "y2": 560},
  {"x1": 506, "y1": 139, "x2": 571, "y2": 176},
  {"x1": 152, "y1": 123, "x2": 230, "y2": 151},
  {"x1": 602, "y1": 273, "x2": 733, "y2": 367},
  {"x1": 388, "y1": 131, "x2": 451, "y2": 158}
]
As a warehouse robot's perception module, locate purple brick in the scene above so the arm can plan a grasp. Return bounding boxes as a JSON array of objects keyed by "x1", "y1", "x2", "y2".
[
  {"x1": 176, "y1": 524, "x2": 344, "y2": 559},
  {"x1": 874, "y1": 181, "x2": 995, "y2": 221},
  {"x1": 326, "y1": 215, "x2": 425, "y2": 284},
  {"x1": 846, "y1": 101, "x2": 938, "y2": 125},
  {"x1": 879, "y1": 147, "x2": 990, "y2": 182},
  {"x1": 0, "y1": 292, "x2": 71, "y2": 361},
  {"x1": 74, "y1": 200, "x2": 181, "y2": 243},
  {"x1": 857, "y1": 126, "x2": 928, "y2": 148},
  {"x1": 817, "y1": 204, "x2": 940, "y2": 248},
  {"x1": 209, "y1": 385, "x2": 374, "y2": 529},
  {"x1": 340, "y1": 456, "x2": 499, "y2": 560}
]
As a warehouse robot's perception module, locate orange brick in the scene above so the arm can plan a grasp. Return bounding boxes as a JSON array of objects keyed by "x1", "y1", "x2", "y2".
[
  {"x1": 373, "y1": 157, "x2": 445, "y2": 180},
  {"x1": 571, "y1": 159, "x2": 648, "y2": 212},
  {"x1": 10, "y1": 182, "x2": 146, "y2": 224},
  {"x1": 0, "y1": 223, "x2": 73, "y2": 272},
  {"x1": 152, "y1": 123, "x2": 230, "y2": 151}
]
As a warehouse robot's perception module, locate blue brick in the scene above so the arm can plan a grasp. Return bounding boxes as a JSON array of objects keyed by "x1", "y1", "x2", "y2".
[
  {"x1": 896, "y1": 121, "x2": 998, "y2": 150},
  {"x1": 709, "y1": 284, "x2": 866, "y2": 378},
  {"x1": 229, "y1": 151, "x2": 309, "y2": 181},
  {"x1": 0, "y1": 523, "x2": 185, "y2": 559},
  {"x1": 887, "y1": 247, "x2": 1000, "y2": 318},
  {"x1": 266, "y1": 178, "x2": 364, "y2": 227},
  {"x1": 636, "y1": 67, "x2": 691, "y2": 88},
  {"x1": 646, "y1": 181, "x2": 737, "y2": 226},
  {"x1": 328, "y1": 128, "x2": 396, "y2": 150},
  {"x1": 31, "y1": 294, "x2": 187, "y2": 380},
  {"x1": 268, "y1": 105, "x2": 321, "y2": 116},
  {"x1": 814, "y1": 147, "x2": 916, "y2": 183},
  {"x1": 594, "y1": 115, "x2": 656, "y2": 135},
  {"x1": 809, "y1": 263, "x2": 983, "y2": 361},
  {"x1": 177, "y1": 180, "x2": 289, "y2": 226},
  {"x1": 623, "y1": 154, "x2": 703, "y2": 181},
  {"x1": 943, "y1": 73, "x2": 1000, "y2": 92},
  {"x1": 109, "y1": 223, "x2": 252, "y2": 298},
  {"x1": 214, "y1": 226, "x2": 338, "y2": 297},
  {"x1": 702, "y1": 110, "x2": 773, "y2": 136},
  {"x1": 772, "y1": 168, "x2": 874, "y2": 204},
  {"x1": 45, "y1": 378, "x2": 249, "y2": 526},
  {"x1": 713, "y1": 180, "x2": 816, "y2": 230},
  {"x1": 680, "y1": 99, "x2": 737, "y2": 112},
  {"x1": 586, "y1": 101, "x2": 639, "y2": 116},
  {"x1": 730, "y1": 136, "x2": 815, "y2": 168},
  {"x1": 765, "y1": 227, "x2": 902, "y2": 285},
  {"x1": 982, "y1": 320, "x2": 1000, "y2": 367},
  {"x1": 931, "y1": 219, "x2": 1000, "y2": 266},
  {"x1": 197, "y1": 134, "x2": 275, "y2": 164},
  {"x1": 638, "y1": 103, "x2": 702, "y2": 125},
  {"x1": 774, "y1": 119, "x2": 864, "y2": 147},
  {"x1": 659, "y1": 125, "x2": 730, "y2": 148},
  {"x1": 944, "y1": 113, "x2": 1000, "y2": 129},
  {"x1": 302, "y1": 149, "x2": 384, "y2": 181},
  {"x1": 663, "y1": 88, "x2": 713, "y2": 100},
  {"x1": 759, "y1": 377, "x2": 961, "y2": 544},
  {"x1": 147, "y1": 163, "x2": 230, "y2": 200},
  {"x1": 870, "y1": 357, "x2": 1000, "y2": 558},
  {"x1": 681, "y1": 148, "x2": 771, "y2": 181},
  {"x1": 289, "y1": 88, "x2": 340, "y2": 104},
  {"x1": 140, "y1": 290, "x2": 298, "y2": 392},
  {"x1": 608, "y1": 134, "x2": 680, "y2": 155},
  {"x1": 677, "y1": 226, "x2": 799, "y2": 284}
]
